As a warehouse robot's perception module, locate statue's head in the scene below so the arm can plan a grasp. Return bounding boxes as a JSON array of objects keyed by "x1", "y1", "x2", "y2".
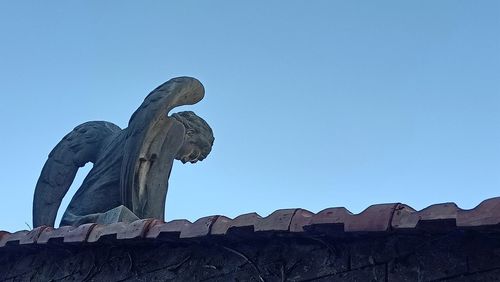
[{"x1": 172, "y1": 111, "x2": 214, "y2": 164}]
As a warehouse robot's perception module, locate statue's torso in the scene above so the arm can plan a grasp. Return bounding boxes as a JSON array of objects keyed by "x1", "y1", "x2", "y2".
[{"x1": 60, "y1": 131, "x2": 126, "y2": 226}]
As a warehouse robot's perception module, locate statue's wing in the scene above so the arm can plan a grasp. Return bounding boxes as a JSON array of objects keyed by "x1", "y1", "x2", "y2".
[
  {"x1": 33, "y1": 121, "x2": 121, "y2": 227},
  {"x1": 120, "y1": 77, "x2": 205, "y2": 219}
]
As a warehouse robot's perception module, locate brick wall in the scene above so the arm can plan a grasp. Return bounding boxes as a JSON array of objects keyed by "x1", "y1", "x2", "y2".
[{"x1": 1, "y1": 230, "x2": 500, "y2": 281}]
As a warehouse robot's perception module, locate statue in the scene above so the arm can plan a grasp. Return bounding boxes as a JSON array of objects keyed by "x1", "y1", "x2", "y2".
[{"x1": 32, "y1": 77, "x2": 214, "y2": 227}]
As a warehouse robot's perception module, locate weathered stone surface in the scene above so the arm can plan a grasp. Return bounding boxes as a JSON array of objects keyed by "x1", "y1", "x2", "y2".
[
  {"x1": 1, "y1": 231, "x2": 499, "y2": 281},
  {"x1": 32, "y1": 77, "x2": 214, "y2": 227}
]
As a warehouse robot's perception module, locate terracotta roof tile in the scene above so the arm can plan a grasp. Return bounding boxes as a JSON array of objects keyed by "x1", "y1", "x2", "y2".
[
  {"x1": 306, "y1": 207, "x2": 351, "y2": 233},
  {"x1": 0, "y1": 230, "x2": 27, "y2": 247},
  {"x1": 145, "y1": 219, "x2": 189, "y2": 239},
  {"x1": 308, "y1": 204, "x2": 399, "y2": 232},
  {"x1": 0, "y1": 231, "x2": 9, "y2": 243},
  {"x1": 211, "y1": 215, "x2": 233, "y2": 235},
  {"x1": 87, "y1": 222, "x2": 128, "y2": 243},
  {"x1": 63, "y1": 223, "x2": 96, "y2": 243},
  {"x1": 1, "y1": 197, "x2": 500, "y2": 248},
  {"x1": 37, "y1": 226, "x2": 75, "y2": 244},
  {"x1": 391, "y1": 203, "x2": 459, "y2": 231},
  {"x1": 457, "y1": 197, "x2": 500, "y2": 227},
  {"x1": 290, "y1": 209, "x2": 315, "y2": 232},
  {"x1": 254, "y1": 209, "x2": 297, "y2": 232},
  {"x1": 116, "y1": 219, "x2": 155, "y2": 240},
  {"x1": 179, "y1": 216, "x2": 218, "y2": 238},
  {"x1": 0, "y1": 226, "x2": 46, "y2": 247},
  {"x1": 87, "y1": 219, "x2": 155, "y2": 242},
  {"x1": 211, "y1": 212, "x2": 262, "y2": 235}
]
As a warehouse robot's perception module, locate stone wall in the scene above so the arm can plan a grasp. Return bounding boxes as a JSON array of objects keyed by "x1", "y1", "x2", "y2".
[{"x1": 1, "y1": 230, "x2": 500, "y2": 281}]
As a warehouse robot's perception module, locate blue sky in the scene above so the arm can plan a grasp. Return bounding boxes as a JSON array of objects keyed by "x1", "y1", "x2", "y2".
[{"x1": 0, "y1": 1, "x2": 499, "y2": 231}]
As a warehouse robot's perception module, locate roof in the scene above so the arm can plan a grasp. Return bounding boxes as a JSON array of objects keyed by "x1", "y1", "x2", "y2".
[{"x1": 1, "y1": 197, "x2": 500, "y2": 248}]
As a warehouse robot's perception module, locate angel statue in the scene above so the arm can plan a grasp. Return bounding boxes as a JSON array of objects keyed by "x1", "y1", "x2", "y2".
[{"x1": 32, "y1": 77, "x2": 214, "y2": 227}]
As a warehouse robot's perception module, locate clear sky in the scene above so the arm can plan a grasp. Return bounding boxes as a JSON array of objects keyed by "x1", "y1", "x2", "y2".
[{"x1": 0, "y1": 1, "x2": 499, "y2": 232}]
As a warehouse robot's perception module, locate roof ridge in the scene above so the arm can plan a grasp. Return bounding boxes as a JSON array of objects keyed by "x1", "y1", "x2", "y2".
[{"x1": 1, "y1": 198, "x2": 499, "y2": 248}]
